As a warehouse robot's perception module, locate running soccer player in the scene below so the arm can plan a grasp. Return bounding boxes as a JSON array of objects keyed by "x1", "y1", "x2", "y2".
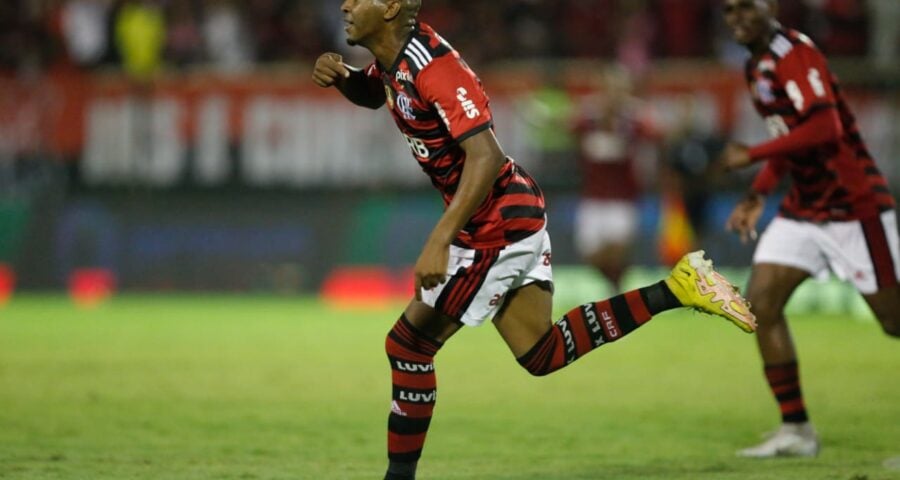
[
  {"x1": 720, "y1": 0, "x2": 900, "y2": 458},
  {"x1": 313, "y1": 1, "x2": 756, "y2": 478}
]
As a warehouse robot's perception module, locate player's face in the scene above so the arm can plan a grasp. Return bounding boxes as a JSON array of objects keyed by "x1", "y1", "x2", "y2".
[
  {"x1": 723, "y1": 0, "x2": 774, "y2": 46},
  {"x1": 341, "y1": 0, "x2": 387, "y2": 46}
]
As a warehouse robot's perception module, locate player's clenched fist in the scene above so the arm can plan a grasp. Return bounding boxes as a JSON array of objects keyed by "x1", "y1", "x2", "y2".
[{"x1": 312, "y1": 53, "x2": 350, "y2": 88}]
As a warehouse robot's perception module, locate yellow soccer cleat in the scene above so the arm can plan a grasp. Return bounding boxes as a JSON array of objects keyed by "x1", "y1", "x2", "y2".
[{"x1": 665, "y1": 250, "x2": 757, "y2": 333}]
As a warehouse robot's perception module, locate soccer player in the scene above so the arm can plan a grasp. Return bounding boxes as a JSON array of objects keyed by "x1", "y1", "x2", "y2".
[
  {"x1": 571, "y1": 68, "x2": 659, "y2": 291},
  {"x1": 720, "y1": 0, "x2": 900, "y2": 458},
  {"x1": 313, "y1": 1, "x2": 756, "y2": 478}
]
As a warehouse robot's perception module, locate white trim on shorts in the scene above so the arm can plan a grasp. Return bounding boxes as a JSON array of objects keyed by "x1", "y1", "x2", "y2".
[
  {"x1": 419, "y1": 228, "x2": 553, "y2": 327},
  {"x1": 753, "y1": 210, "x2": 900, "y2": 294}
]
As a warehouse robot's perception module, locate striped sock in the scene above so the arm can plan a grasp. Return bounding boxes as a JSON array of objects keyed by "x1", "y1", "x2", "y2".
[
  {"x1": 764, "y1": 361, "x2": 809, "y2": 423},
  {"x1": 517, "y1": 282, "x2": 679, "y2": 376},
  {"x1": 384, "y1": 315, "x2": 443, "y2": 469}
]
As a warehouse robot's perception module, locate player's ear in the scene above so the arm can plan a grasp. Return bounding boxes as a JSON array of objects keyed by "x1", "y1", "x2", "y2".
[{"x1": 383, "y1": 0, "x2": 402, "y2": 21}]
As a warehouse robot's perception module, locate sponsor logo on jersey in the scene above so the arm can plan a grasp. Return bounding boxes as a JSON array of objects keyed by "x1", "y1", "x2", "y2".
[
  {"x1": 395, "y1": 69, "x2": 414, "y2": 83},
  {"x1": 396, "y1": 92, "x2": 415, "y2": 120},
  {"x1": 456, "y1": 87, "x2": 480, "y2": 119}
]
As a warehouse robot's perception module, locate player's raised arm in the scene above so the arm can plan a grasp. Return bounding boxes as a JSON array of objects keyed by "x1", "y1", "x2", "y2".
[
  {"x1": 311, "y1": 53, "x2": 386, "y2": 109},
  {"x1": 413, "y1": 129, "x2": 505, "y2": 297}
]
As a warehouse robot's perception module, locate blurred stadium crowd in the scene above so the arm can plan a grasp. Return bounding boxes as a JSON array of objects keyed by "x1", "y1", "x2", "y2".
[
  {"x1": 0, "y1": 0, "x2": 897, "y2": 75},
  {"x1": 0, "y1": 0, "x2": 897, "y2": 292}
]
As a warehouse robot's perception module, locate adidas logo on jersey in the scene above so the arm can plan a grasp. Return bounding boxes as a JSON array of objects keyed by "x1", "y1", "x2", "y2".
[{"x1": 456, "y1": 87, "x2": 480, "y2": 119}]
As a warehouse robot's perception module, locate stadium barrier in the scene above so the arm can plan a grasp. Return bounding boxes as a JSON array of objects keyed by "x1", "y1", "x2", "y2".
[{"x1": 1, "y1": 66, "x2": 896, "y2": 295}]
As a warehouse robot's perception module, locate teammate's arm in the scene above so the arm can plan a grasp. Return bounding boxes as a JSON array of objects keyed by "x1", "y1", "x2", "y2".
[
  {"x1": 724, "y1": 157, "x2": 787, "y2": 243},
  {"x1": 746, "y1": 108, "x2": 842, "y2": 159},
  {"x1": 413, "y1": 130, "x2": 505, "y2": 298},
  {"x1": 726, "y1": 191, "x2": 765, "y2": 244},
  {"x1": 311, "y1": 53, "x2": 386, "y2": 109},
  {"x1": 720, "y1": 108, "x2": 843, "y2": 170}
]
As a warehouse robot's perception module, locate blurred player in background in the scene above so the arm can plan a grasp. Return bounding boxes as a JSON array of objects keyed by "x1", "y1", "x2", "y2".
[
  {"x1": 571, "y1": 68, "x2": 659, "y2": 291},
  {"x1": 719, "y1": 0, "x2": 900, "y2": 458},
  {"x1": 313, "y1": 1, "x2": 756, "y2": 478}
]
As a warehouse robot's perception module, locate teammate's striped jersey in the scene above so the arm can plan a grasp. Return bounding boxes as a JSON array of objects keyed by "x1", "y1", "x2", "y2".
[
  {"x1": 746, "y1": 28, "x2": 894, "y2": 221},
  {"x1": 362, "y1": 22, "x2": 545, "y2": 249},
  {"x1": 572, "y1": 97, "x2": 656, "y2": 201}
]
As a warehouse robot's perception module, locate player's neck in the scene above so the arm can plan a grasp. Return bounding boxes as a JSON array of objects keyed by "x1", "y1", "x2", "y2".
[
  {"x1": 368, "y1": 25, "x2": 415, "y2": 68},
  {"x1": 749, "y1": 22, "x2": 780, "y2": 57}
]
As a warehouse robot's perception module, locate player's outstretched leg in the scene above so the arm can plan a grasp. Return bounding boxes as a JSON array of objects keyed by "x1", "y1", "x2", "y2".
[
  {"x1": 665, "y1": 250, "x2": 757, "y2": 332},
  {"x1": 509, "y1": 250, "x2": 753, "y2": 377}
]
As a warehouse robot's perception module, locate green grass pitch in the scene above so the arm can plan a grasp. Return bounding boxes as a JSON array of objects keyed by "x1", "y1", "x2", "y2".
[{"x1": 1, "y1": 294, "x2": 898, "y2": 479}]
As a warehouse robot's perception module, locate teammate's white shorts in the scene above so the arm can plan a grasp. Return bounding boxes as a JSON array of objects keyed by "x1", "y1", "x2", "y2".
[
  {"x1": 574, "y1": 199, "x2": 638, "y2": 258},
  {"x1": 420, "y1": 228, "x2": 553, "y2": 327},
  {"x1": 753, "y1": 210, "x2": 900, "y2": 294}
]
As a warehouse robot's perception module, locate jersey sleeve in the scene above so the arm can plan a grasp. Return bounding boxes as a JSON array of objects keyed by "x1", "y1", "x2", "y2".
[
  {"x1": 775, "y1": 43, "x2": 837, "y2": 119},
  {"x1": 363, "y1": 61, "x2": 381, "y2": 80},
  {"x1": 350, "y1": 62, "x2": 384, "y2": 106},
  {"x1": 750, "y1": 157, "x2": 789, "y2": 195},
  {"x1": 415, "y1": 55, "x2": 493, "y2": 142}
]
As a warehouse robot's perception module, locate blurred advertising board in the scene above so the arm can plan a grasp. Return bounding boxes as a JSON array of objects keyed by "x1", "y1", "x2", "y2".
[{"x1": 1, "y1": 67, "x2": 896, "y2": 188}]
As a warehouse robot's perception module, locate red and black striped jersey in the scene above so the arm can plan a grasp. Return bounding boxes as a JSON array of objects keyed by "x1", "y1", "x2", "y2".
[
  {"x1": 572, "y1": 98, "x2": 656, "y2": 201},
  {"x1": 746, "y1": 28, "x2": 894, "y2": 221},
  {"x1": 362, "y1": 22, "x2": 545, "y2": 249}
]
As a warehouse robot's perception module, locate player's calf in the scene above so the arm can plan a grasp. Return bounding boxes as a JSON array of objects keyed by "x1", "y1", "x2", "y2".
[
  {"x1": 864, "y1": 286, "x2": 900, "y2": 337},
  {"x1": 517, "y1": 281, "x2": 681, "y2": 376}
]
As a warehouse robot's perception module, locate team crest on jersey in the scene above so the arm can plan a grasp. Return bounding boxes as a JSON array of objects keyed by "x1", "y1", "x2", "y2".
[
  {"x1": 396, "y1": 92, "x2": 415, "y2": 120},
  {"x1": 754, "y1": 78, "x2": 776, "y2": 104},
  {"x1": 384, "y1": 85, "x2": 395, "y2": 110}
]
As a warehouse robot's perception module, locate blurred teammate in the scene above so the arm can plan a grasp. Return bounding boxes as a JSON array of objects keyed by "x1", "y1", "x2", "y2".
[
  {"x1": 313, "y1": 1, "x2": 756, "y2": 478},
  {"x1": 572, "y1": 69, "x2": 658, "y2": 291},
  {"x1": 720, "y1": 0, "x2": 900, "y2": 458}
]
